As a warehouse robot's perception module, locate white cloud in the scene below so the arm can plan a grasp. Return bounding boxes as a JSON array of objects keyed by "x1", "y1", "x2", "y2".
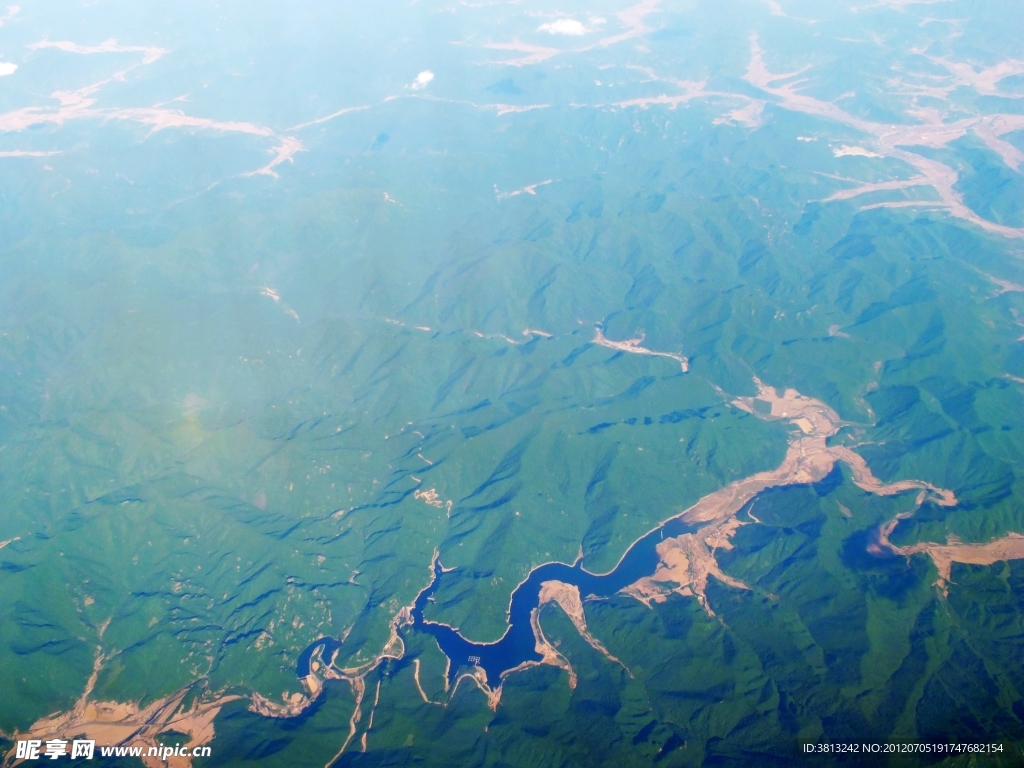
[
  {"x1": 0, "y1": 150, "x2": 61, "y2": 157},
  {"x1": 410, "y1": 70, "x2": 434, "y2": 90},
  {"x1": 538, "y1": 19, "x2": 588, "y2": 35},
  {"x1": 0, "y1": 62, "x2": 17, "y2": 76}
]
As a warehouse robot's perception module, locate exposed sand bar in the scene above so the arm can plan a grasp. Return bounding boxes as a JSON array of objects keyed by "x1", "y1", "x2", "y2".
[
  {"x1": 625, "y1": 378, "x2": 957, "y2": 608},
  {"x1": 1, "y1": 41, "x2": 301, "y2": 178},
  {"x1": 593, "y1": 326, "x2": 688, "y2": 372},
  {"x1": 323, "y1": 677, "x2": 365, "y2": 768},
  {"x1": 623, "y1": 518, "x2": 750, "y2": 614},
  {"x1": 873, "y1": 513, "x2": 1024, "y2": 595},
  {"x1": 683, "y1": 379, "x2": 954, "y2": 526},
  {"x1": 745, "y1": 36, "x2": 1024, "y2": 239},
  {"x1": 5, "y1": 651, "x2": 239, "y2": 768},
  {"x1": 537, "y1": 581, "x2": 625, "y2": 667}
]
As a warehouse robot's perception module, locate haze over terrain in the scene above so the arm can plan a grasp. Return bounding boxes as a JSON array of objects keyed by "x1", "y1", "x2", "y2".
[{"x1": 2, "y1": 0, "x2": 1024, "y2": 766}]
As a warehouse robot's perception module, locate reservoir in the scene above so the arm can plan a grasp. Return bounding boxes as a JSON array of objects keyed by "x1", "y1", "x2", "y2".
[
  {"x1": 296, "y1": 514, "x2": 706, "y2": 685},
  {"x1": 407, "y1": 514, "x2": 701, "y2": 687}
]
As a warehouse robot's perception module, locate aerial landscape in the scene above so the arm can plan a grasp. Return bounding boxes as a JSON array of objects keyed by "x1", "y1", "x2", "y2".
[{"x1": 1, "y1": 0, "x2": 1024, "y2": 765}]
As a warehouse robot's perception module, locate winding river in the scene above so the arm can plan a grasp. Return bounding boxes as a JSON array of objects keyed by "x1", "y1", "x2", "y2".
[
  {"x1": 410, "y1": 516, "x2": 701, "y2": 687},
  {"x1": 298, "y1": 378, "x2": 971, "y2": 698}
]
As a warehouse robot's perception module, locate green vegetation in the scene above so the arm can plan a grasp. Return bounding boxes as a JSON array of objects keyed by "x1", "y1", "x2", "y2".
[{"x1": 3, "y1": 0, "x2": 1024, "y2": 764}]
